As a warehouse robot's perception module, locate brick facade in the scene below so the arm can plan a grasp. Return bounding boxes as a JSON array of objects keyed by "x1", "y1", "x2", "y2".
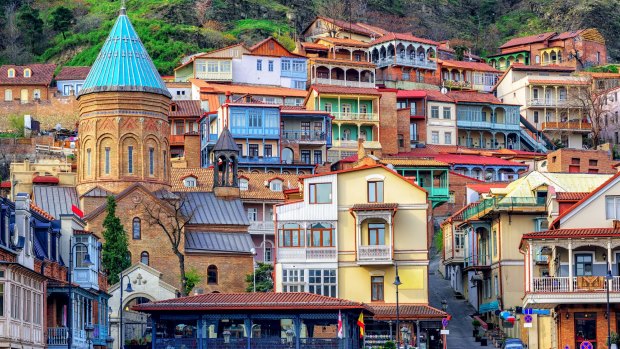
[
  {"x1": 547, "y1": 148, "x2": 616, "y2": 174},
  {"x1": 558, "y1": 305, "x2": 617, "y2": 349},
  {"x1": 379, "y1": 89, "x2": 399, "y2": 155}
]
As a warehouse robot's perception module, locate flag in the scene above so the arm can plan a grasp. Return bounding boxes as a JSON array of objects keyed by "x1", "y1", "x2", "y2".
[
  {"x1": 357, "y1": 312, "x2": 365, "y2": 338},
  {"x1": 337, "y1": 310, "x2": 344, "y2": 339},
  {"x1": 71, "y1": 204, "x2": 84, "y2": 218}
]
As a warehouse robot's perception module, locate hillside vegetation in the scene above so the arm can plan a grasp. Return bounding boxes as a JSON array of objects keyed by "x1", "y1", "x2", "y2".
[{"x1": 0, "y1": 0, "x2": 618, "y2": 75}]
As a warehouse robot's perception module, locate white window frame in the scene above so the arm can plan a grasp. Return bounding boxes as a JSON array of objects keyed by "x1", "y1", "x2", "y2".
[
  {"x1": 247, "y1": 208, "x2": 258, "y2": 221},
  {"x1": 431, "y1": 131, "x2": 439, "y2": 144},
  {"x1": 308, "y1": 269, "x2": 337, "y2": 297},
  {"x1": 606, "y1": 196, "x2": 620, "y2": 220},
  {"x1": 183, "y1": 177, "x2": 197, "y2": 187}
]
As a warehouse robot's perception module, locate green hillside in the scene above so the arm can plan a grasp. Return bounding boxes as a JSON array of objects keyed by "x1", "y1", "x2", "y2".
[{"x1": 0, "y1": 0, "x2": 618, "y2": 74}]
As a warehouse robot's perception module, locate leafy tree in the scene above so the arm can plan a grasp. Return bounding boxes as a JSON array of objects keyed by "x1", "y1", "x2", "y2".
[
  {"x1": 245, "y1": 262, "x2": 274, "y2": 292},
  {"x1": 8, "y1": 115, "x2": 24, "y2": 137},
  {"x1": 16, "y1": 5, "x2": 43, "y2": 54},
  {"x1": 184, "y1": 267, "x2": 203, "y2": 295},
  {"x1": 101, "y1": 196, "x2": 131, "y2": 285},
  {"x1": 50, "y1": 6, "x2": 74, "y2": 40}
]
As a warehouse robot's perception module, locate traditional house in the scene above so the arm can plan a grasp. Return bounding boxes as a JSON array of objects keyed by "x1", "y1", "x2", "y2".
[
  {"x1": 302, "y1": 16, "x2": 386, "y2": 43},
  {"x1": 174, "y1": 43, "x2": 248, "y2": 83},
  {"x1": 0, "y1": 64, "x2": 56, "y2": 103},
  {"x1": 168, "y1": 100, "x2": 204, "y2": 159},
  {"x1": 438, "y1": 59, "x2": 501, "y2": 92},
  {"x1": 488, "y1": 29, "x2": 607, "y2": 71},
  {"x1": 369, "y1": 32, "x2": 439, "y2": 89},
  {"x1": 458, "y1": 171, "x2": 610, "y2": 343},
  {"x1": 55, "y1": 66, "x2": 90, "y2": 96},
  {"x1": 274, "y1": 162, "x2": 446, "y2": 348}
]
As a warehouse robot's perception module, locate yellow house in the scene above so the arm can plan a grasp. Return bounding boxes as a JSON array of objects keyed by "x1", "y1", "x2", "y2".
[
  {"x1": 275, "y1": 161, "x2": 446, "y2": 347},
  {"x1": 457, "y1": 171, "x2": 611, "y2": 345},
  {"x1": 521, "y1": 171, "x2": 620, "y2": 349}
]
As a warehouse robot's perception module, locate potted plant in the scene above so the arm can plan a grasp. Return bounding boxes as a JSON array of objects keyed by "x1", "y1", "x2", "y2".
[
  {"x1": 611, "y1": 332, "x2": 620, "y2": 349},
  {"x1": 383, "y1": 341, "x2": 396, "y2": 349},
  {"x1": 472, "y1": 319, "x2": 481, "y2": 338}
]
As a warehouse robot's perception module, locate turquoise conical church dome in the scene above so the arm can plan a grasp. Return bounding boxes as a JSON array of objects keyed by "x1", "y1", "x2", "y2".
[{"x1": 78, "y1": 5, "x2": 171, "y2": 98}]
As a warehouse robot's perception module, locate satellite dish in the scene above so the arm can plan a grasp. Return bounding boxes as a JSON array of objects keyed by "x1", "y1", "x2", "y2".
[{"x1": 440, "y1": 87, "x2": 448, "y2": 94}]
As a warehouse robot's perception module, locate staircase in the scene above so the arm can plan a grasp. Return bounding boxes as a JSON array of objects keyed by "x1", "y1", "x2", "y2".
[{"x1": 519, "y1": 116, "x2": 555, "y2": 152}]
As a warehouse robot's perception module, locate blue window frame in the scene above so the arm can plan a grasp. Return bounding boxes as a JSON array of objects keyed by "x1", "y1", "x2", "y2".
[
  {"x1": 257, "y1": 60, "x2": 262, "y2": 71},
  {"x1": 268, "y1": 60, "x2": 274, "y2": 72}
]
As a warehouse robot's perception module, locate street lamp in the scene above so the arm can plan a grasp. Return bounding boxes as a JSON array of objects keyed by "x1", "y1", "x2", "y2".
[
  {"x1": 607, "y1": 269, "x2": 613, "y2": 348},
  {"x1": 119, "y1": 274, "x2": 134, "y2": 349},
  {"x1": 68, "y1": 241, "x2": 94, "y2": 349},
  {"x1": 250, "y1": 248, "x2": 257, "y2": 292},
  {"x1": 85, "y1": 324, "x2": 95, "y2": 349},
  {"x1": 393, "y1": 264, "x2": 402, "y2": 347}
]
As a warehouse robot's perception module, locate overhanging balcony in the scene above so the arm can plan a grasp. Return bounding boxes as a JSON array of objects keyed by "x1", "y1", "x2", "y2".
[
  {"x1": 464, "y1": 254, "x2": 490, "y2": 270},
  {"x1": 331, "y1": 112, "x2": 379, "y2": 122},
  {"x1": 276, "y1": 247, "x2": 337, "y2": 263},
  {"x1": 527, "y1": 98, "x2": 568, "y2": 107},
  {"x1": 525, "y1": 276, "x2": 620, "y2": 307},
  {"x1": 462, "y1": 197, "x2": 546, "y2": 220},
  {"x1": 357, "y1": 245, "x2": 392, "y2": 265},
  {"x1": 196, "y1": 71, "x2": 232, "y2": 81},
  {"x1": 457, "y1": 120, "x2": 521, "y2": 132},
  {"x1": 541, "y1": 121, "x2": 592, "y2": 133},
  {"x1": 313, "y1": 77, "x2": 375, "y2": 88},
  {"x1": 374, "y1": 57, "x2": 437, "y2": 70},
  {"x1": 249, "y1": 221, "x2": 275, "y2": 234},
  {"x1": 282, "y1": 130, "x2": 328, "y2": 144}
]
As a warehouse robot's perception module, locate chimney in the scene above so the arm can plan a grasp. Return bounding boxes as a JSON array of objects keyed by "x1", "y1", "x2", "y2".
[
  {"x1": 357, "y1": 138, "x2": 366, "y2": 161},
  {"x1": 183, "y1": 133, "x2": 201, "y2": 168},
  {"x1": 14, "y1": 193, "x2": 33, "y2": 268}
]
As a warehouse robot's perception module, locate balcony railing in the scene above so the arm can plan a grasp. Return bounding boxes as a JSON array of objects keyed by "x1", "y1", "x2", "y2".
[
  {"x1": 238, "y1": 156, "x2": 281, "y2": 164},
  {"x1": 357, "y1": 245, "x2": 391, "y2": 263},
  {"x1": 169, "y1": 134, "x2": 185, "y2": 145},
  {"x1": 277, "y1": 247, "x2": 337, "y2": 263},
  {"x1": 462, "y1": 197, "x2": 546, "y2": 220},
  {"x1": 47, "y1": 327, "x2": 87, "y2": 346},
  {"x1": 456, "y1": 120, "x2": 521, "y2": 131},
  {"x1": 249, "y1": 221, "x2": 275, "y2": 233},
  {"x1": 527, "y1": 98, "x2": 568, "y2": 107},
  {"x1": 531, "y1": 276, "x2": 620, "y2": 293},
  {"x1": 331, "y1": 112, "x2": 379, "y2": 122},
  {"x1": 532, "y1": 277, "x2": 571, "y2": 292},
  {"x1": 444, "y1": 79, "x2": 472, "y2": 89},
  {"x1": 313, "y1": 77, "x2": 375, "y2": 88},
  {"x1": 374, "y1": 57, "x2": 437, "y2": 70},
  {"x1": 464, "y1": 254, "x2": 490, "y2": 268},
  {"x1": 282, "y1": 130, "x2": 328, "y2": 142},
  {"x1": 541, "y1": 121, "x2": 592, "y2": 131},
  {"x1": 195, "y1": 71, "x2": 232, "y2": 81}
]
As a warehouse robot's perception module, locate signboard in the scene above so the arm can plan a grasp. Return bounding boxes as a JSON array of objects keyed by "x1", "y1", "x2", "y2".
[
  {"x1": 442, "y1": 318, "x2": 449, "y2": 327},
  {"x1": 524, "y1": 323, "x2": 532, "y2": 328},
  {"x1": 564, "y1": 345, "x2": 570, "y2": 349},
  {"x1": 524, "y1": 315, "x2": 533, "y2": 323},
  {"x1": 523, "y1": 308, "x2": 533, "y2": 315},
  {"x1": 580, "y1": 341, "x2": 593, "y2": 349},
  {"x1": 440, "y1": 330, "x2": 449, "y2": 335}
]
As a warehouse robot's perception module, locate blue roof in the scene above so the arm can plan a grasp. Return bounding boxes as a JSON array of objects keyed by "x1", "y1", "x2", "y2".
[{"x1": 78, "y1": 7, "x2": 171, "y2": 98}]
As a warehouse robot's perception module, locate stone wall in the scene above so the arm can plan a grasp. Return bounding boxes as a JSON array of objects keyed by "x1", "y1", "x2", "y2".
[{"x1": 0, "y1": 97, "x2": 79, "y2": 131}]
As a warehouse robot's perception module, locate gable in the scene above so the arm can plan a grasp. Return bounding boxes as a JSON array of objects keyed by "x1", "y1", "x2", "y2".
[
  {"x1": 249, "y1": 37, "x2": 301, "y2": 58},
  {"x1": 337, "y1": 167, "x2": 427, "y2": 206},
  {"x1": 559, "y1": 173, "x2": 620, "y2": 229}
]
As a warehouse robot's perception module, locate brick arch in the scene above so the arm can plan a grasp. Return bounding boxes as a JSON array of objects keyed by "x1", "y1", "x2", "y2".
[
  {"x1": 119, "y1": 133, "x2": 141, "y2": 177},
  {"x1": 143, "y1": 135, "x2": 162, "y2": 179},
  {"x1": 97, "y1": 135, "x2": 116, "y2": 178},
  {"x1": 81, "y1": 136, "x2": 96, "y2": 180}
]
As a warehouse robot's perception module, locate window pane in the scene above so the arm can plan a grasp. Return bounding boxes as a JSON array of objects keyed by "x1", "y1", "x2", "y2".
[
  {"x1": 377, "y1": 181, "x2": 384, "y2": 202},
  {"x1": 368, "y1": 182, "x2": 376, "y2": 202}
]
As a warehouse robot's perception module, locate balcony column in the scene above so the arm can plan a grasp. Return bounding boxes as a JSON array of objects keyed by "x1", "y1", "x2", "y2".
[
  {"x1": 529, "y1": 243, "x2": 536, "y2": 292},
  {"x1": 568, "y1": 242, "x2": 574, "y2": 291},
  {"x1": 491, "y1": 132, "x2": 496, "y2": 149},
  {"x1": 608, "y1": 240, "x2": 612, "y2": 272}
]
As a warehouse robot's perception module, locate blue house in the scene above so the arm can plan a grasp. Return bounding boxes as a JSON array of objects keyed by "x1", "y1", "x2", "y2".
[
  {"x1": 200, "y1": 96, "x2": 332, "y2": 174},
  {"x1": 55, "y1": 66, "x2": 90, "y2": 96}
]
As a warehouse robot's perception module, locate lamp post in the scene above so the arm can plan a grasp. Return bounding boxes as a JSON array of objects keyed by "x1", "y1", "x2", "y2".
[
  {"x1": 607, "y1": 269, "x2": 613, "y2": 348},
  {"x1": 415, "y1": 320, "x2": 421, "y2": 349},
  {"x1": 68, "y1": 241, "x2": 94, "y2": 349},
  {"x1": 119, "y1": 274, "x2": 134, "y2": 349},
  {"x1": 441, "y1": 300, "x2": 448, "y2": 349},
  {"x1": 393, "y1": 264, "x2": 402, "y2": 347},
  {"x1": 250, "y1": 248, "x2": 257, "y2": 292}
]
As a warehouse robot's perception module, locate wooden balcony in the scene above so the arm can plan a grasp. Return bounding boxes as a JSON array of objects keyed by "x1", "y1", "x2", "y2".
[
  {"x1": 276, "y1": 247, "x2": 337, "y2": 263},
  {"x1": 525, "y1": 276, "x2": 620, "y2": 306},
  {"x1": 541, "y1": 121, "x2": 592, "y2": 132},
  {"x1": 169, "y1": 134, "x2": 185, "y2": 145},
  {"x1": 195, "y1": 71, "x2": 232, "y2": 81},
  {"x1": 331, "y1": 112, "x2": 379, "y2": 122},
  {"x1": 527, "y1": 98, "x2": 568, "y2": 107},
  {"x1": 312, "y1": 77, "x2": 375, "y2": 88}
]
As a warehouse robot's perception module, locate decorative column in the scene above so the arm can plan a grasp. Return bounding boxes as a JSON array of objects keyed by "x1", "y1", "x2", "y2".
[
  {"x1": 568, "y1": 242, "x2": 574, "y2": 291},
  {"x1": 529, "y1": 243, "x2": 535, "y2": 292}
]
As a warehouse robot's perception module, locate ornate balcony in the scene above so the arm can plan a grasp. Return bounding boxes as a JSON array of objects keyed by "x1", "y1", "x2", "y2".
[
  {"x1": 276, "y1": 247, "x2": 337, "y2": 263},
  {"x1": 282, "y1": 130, "x2": 328, "y2": 143},
  {"x1": 249, "y1": 221, "x2": 275, "y2": 234},
  {"x1": 331, "y1": 112, "x2": 379, "y2": 122},
  {"x1": 525, "y1": 276, "x2": 620, "y2": 306},
  {"x1": 464, "y1": 254, "x2": 491, "y2": 270},
  {"x1": 527, "y1": 98, "x2": 568, "y2": 107},
  {"x1": 357, "y1": 245, "x2": 392, "y2": 265},
  {"x1": 195, "y1": 71, "x2": 232, "y2": 81},
  {"x1": 312, "y1": 77, "x2": 375, "y2": 88},
  {"x1": 374, "y1": 57, "x2": 437, "y2": 70},
  {"x1": 541, "y1": 121, "x2": 592, "y2": 132}
]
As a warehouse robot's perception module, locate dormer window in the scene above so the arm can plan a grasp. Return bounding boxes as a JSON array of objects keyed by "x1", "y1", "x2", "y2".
[
  {"x1": 183, "y1": 176, "x2": 197, "y2": 187},
  {"x1": 7, "y1": 69, "x2": 15, "y2": 78},
  {"x1": 270, "y1": 179, "x2": 283, "y2": 192},
  {"x1": 23, "y1": 69, "x2": 31, "y2": 78},
  {"x1": 239, "y1": 178, "x2": 249, "y2": 191},
  {"x1": 170, "y1": 103, "x2": 178, "y2": 112}
]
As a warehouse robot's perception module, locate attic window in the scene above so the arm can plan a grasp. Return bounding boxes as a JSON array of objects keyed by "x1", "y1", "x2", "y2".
[
  {"x1": 239, "y1": 178, "x2": 249, "y2": 191},
  {"x1": 171, "y1": 104, "x2": 178, "y2": 112},
  {"x1": 270, "y1": 179, "x2": 282, "y2": 192},
  {"x1": 183, "y1": 176, "x2": 197, "y2": 187},
  {"x1": 23, "y1": 69, "x2": 31, "y2": 78},
  {"x1": 7, "y1": 69, "x2": 14, "y2": 78}
]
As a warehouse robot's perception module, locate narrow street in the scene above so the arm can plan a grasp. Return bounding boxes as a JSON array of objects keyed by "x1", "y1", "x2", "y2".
[{"x1": 428, "y1": 247, "x2": 483, "y2": 349}]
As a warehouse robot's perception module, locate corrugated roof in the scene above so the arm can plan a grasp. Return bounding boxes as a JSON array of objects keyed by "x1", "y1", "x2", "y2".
[
  {"x1": 510, "y1": 63, "x2": 575, "y2": 72},
  {"x1": 432, "y1": 154, "x2": 527, "y2": 167},
  {"x1": 134, "y1": 292, "x2": 367, "y2": 312},
  {"x1": 0, "y1": 64, "x2": 56, "y2": 86},
  {"x1": 448, "y1": 91, "x2": 503, "y2": 104},
  {"x1": 32, "y1": 186, "x2": 78, "y2": 219},
  {"x1": 185, "y1": 232, "x2": 254, "y2": 253},
  {"x1": 81, "y1": 186, "x2": 112, "y2": 198},
  {"x1": 55, "y1": 66, "x2": 91, "y2": 81},
  {"x1": 496, "y1": 171, "x2": 612, "y2": 199},
  {"x1": 380, "y1": 158, "x2": 449, "y2": 167},
  {"x1": 78, "y1": 6, "x2": 170, "y2": 98},
  {"x1": 181, "y1": 192, "x2": 249, "y2": 226},
  {"x1": 527, "y1": 78, "x2": 589, "y2": 86},
  {"x1": 170, "y1": 100, "x2": 203, "y2": 118},
  {"x1": 369, "y1": 304, "x2": 447, "y2": 320}
]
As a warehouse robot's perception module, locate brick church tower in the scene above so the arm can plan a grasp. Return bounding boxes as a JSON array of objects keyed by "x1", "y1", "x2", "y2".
[{"x1": 76, "y1": 4, "x2": 172, "y2": 197}]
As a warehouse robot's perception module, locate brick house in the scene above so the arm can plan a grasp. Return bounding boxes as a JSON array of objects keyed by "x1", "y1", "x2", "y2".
[
  {"x1": 0, "y1": 64, "x2": 56, "y2": 103},
  {"x1": 546, "y1": 148, "x2": 616, "y2": 174}
]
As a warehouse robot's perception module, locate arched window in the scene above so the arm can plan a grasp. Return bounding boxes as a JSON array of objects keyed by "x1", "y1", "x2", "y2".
[
  {"x1": 140, "y1": 251, "x2": 149, "y2": 265},
  {"x1": 7, "y1": 69, "x2": 15, "y2": 78},
  {"x1": 23, "y1": 68, "x2": 31, "y2": 78},
  {"x1": 132, "y1": 218, "x2": 141, "y2": 240},
  {"x1": 207, "y1": 265, "x2": 218, "y2": 284}
]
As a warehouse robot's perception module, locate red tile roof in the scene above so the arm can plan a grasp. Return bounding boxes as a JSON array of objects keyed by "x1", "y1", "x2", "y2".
[
  {"x1": 339, "y1": 154, "x2": 359, "y2": 163},
  {"x1": 169, "y1": 100, "x2": 204, "y2": 118},
  {"x1": 351, "y1": 203, "x2": 399, "y2": 211},
  {"x1": 449, "y1": 171, "x2": 485, "y2": 183},
  {"x1": 499, "y1": 32, "x2": 556, "y2": 49},
  {"x1": 301, "y1": 42, "x2": 329, "y2": 50},
  {"x1": 32, "y1": 176, "x2": 59, "y2": 184},
  {"x1": 0, "y1": 64, "x2": 56, "y2": 86},
  {"x1": 133, "y1": 292, "x2": 367, "y2": 312},
  {"x1": 30, "y1": 203, "x2": 54, "y2": 221},
  {"x1": 369, "y1": 32, "x2": 438, "y2": 46},
  {"x1": 551, "y1": 30, "x2": 585, "y2": 41},
  {"x1": 510, "y1": 63, "x2": 575, "y2": 72},
  {"x1": 447, "y1": 91, "x2": 503, "y2": 104},
  {"x1": 396, "y1": 90, "x2": 426, "y2": 99},
  {"x1": 425, "y1": 89, "x2": 453, "y2": 103},
  {"x1": 432, "y1": 154, "x2": 528, "y2": 167},
  {"x1": 309, "y1": 84, "x2": 380, "y2": 96},
  {"x1": 555, "y1": 192, "x2": 588, "y2": 201},
  {"x1": 369, "y1": 304, "x2": 447, "y2": 320},
  {"x1": 55, "y1": 66, "x2": 90, "y2": 81},
  {"x1": 523, "y1": 228, "x2": 620, "y2": 240},
  {"x1": 467, "y1": 183, "x2": 509, "y2": 193},
  {"x1": 439, "y1": 60, "x2": 500, "y2": 73}
]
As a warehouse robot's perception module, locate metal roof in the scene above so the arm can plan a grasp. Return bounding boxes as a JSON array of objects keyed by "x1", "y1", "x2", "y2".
[
  {"x1": 180, "y1": 192, "x2": 249, "y2": 226},
  {"x1": 185, "y1": 232, "x2": 253, "y2": 253},
  {"x1": 78, "y1": 6, "x2": 171, "y2": 98},
  {"x1": 32, "y1": 186, "x2": 78, "y2": 219},
  {"x1": 81, "y1": 186, "x2": 112, "y2": 198},
  {"x1": 212, "y1": 127, "x2": 239, "y2": 152}
]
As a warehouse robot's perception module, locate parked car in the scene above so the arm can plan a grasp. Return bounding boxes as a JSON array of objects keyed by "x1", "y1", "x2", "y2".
[{"x1": 502, "y1": 338, "x2": 525, "y2": 349}]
